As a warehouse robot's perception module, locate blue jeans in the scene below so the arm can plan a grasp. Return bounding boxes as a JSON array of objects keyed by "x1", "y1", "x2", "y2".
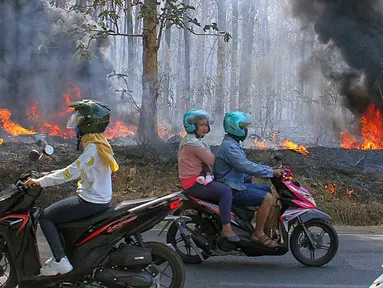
[{"x1": 232, "y1": 183, "x2": 271, "y2": 207}]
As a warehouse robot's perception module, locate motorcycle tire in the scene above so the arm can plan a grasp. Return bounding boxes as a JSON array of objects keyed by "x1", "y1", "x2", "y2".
[
  {"x1": 144, "y1": 241, "x2": 186, "y2": 288},
  {"x1": 166, "y1": 214, "x2": 214, "y2": 264},
  {"x1": 290, "y1": 219, "x2": 339, "y2": 267},
  {"x1": 0, "y1": 247, "x2": 17, "y2": 288}
]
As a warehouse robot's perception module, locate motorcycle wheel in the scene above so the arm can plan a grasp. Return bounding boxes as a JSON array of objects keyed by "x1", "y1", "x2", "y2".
[
  {"x1": 290, "y1": 219, "x2": 339, "y2": 267},
  {"x1": 145, "y1": 241, "x2": 186, "y2": 288},
  {"x1": 0, "y1": 243, "x2": 17, "y2": 288},
  {"x1": 166, "y1": 214, "x2": 214, "y2": 264}
]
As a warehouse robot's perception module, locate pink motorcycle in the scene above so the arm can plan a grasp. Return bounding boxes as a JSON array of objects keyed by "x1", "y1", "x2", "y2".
[{"x1": 163, "y1": 152, "x2": 339, "y2": 267}]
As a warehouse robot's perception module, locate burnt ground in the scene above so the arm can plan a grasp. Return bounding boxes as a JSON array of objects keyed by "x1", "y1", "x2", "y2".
[{"x1": 0, "y1": 142, "x2": 382, "y2": 225}]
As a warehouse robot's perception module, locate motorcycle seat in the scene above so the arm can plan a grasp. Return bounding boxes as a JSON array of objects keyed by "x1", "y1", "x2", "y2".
[{"x1": 57, "y1": 198, "x2": 155, "y2": 229}]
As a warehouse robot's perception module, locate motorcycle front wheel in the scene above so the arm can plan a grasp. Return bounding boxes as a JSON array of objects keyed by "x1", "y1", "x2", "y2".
[{"x1": 290, "y1": 219, "x2": 339, "y2": 267}]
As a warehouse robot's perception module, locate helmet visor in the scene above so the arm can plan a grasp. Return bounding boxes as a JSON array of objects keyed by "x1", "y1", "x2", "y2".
[
  {"x1": 238, "y1": 113, "x2": 253, "y2": 128},
  {"x1": 188, "y1": 110, "x2": 214, "y2": 125},
  {"x1": 66, "y1": 110, "x2": 84, "y2": 129}
]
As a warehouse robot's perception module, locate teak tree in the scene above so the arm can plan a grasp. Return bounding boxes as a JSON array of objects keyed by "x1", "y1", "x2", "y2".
[{"x1": 65, "y1": 0, "x2": 229, "y2": 144}]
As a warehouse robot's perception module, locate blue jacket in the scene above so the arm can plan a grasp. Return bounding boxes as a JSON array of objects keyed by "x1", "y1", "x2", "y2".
[{"x1": 214, "y1": 135, "x2": 274, "y2": 191}]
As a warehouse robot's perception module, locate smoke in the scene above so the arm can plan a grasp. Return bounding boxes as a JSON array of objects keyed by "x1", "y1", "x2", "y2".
[
  {"x1": 291, "y1": 0, "x2": 383, "y2": 116},
  {"x1": 0, "y1": 0, "x2": 114, "y2": 125}
]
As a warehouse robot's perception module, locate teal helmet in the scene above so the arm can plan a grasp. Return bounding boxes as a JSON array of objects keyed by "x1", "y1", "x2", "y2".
[
  {"x1": 223, "y1": 110, "x2": 253, "y2": 137},
  {"x1": 183, "y1": 109, "x2": 214, "y2": 133}
]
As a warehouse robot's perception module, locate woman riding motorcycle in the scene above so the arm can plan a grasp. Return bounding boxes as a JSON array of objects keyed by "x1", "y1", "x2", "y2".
[
  {"x1": 24, "y1": 99, "x2": 119, "y2": 276},
  {"x1": 178, "y1": 109, "x2": 239, "y2": 242},
  {"x1": 214, "y1": 110, "x2": 283, "y2": 247}
]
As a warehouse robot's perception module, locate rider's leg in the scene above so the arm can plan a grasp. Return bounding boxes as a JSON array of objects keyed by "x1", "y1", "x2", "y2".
[
  {"x1": 39, "y1": 195, "x2": 110, "y2": 276},
  {"x1": 185, "y1": 182, "x2": 240, "y2": 242},
  {"x1": 232, "y1": 186, "x2": 276, "y2": 247}
]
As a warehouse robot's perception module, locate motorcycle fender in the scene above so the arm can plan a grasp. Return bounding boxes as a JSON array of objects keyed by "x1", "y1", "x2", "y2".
[
  {"x1": 281, "y1": 208, "x2": 332, "y2": 232},
  {"x1": 157, "y1": 215, "x2": 192, "y2": 237},
  {"x1": 299, "y1": 209, "x2": 332, "y2": 224}
]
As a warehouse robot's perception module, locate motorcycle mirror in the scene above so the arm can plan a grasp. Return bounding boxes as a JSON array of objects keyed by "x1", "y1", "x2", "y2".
[
  {"x1": 29, "y1": 150, "x2": 41, "y2": 162},
  {"x1": 43, "y1": 145, "x2": 54, "y2": 156}
]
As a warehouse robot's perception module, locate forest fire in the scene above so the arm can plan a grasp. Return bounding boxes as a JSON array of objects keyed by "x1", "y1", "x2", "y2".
[
  {"x1": 252, "y1": 132, "x2": 309, "y2": 155},
  {"x1": 341, "y1": 103, "x2": 383, "y2": 150},
  {"x1": 0, "y1": 84, "x2": 174, "y2": 143}
]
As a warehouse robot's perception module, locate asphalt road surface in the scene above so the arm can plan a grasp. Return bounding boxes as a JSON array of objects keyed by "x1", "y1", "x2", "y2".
[{"x1": 35, "y1": 228, "x2": 383, "y2": 288}]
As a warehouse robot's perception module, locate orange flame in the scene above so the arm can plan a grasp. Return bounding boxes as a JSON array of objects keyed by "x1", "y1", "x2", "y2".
[
  {"x1": 0, "y1": 109, "x2": 36, "y2": 136},
  {"x1": 282, "y1": 140, "x2": 309, "y2": 155},
  {"x1": 104, "y1": 121, "x2": 137, "y2": 139},
  {"x1": 346, "y1": 188, "x2": 354, "y2": 198},
  {"x1": 324, "y1": 183, "x2": 354, "y2": 198},
  {"x1": 0, "y1": 83, "x2": 185, "y2": 142},
  {"x1": 252, "y1": 132, "x2": 309, "y2": 155},
  {"x1": 0, "y1": 138, "x2": 3, "y2": 144},
  {"x1": 341, "y1": 103, "x2": 383, "y2": 149},
  {"x1": 324, "y1": 183, "x2": 336, "y2": 196}
]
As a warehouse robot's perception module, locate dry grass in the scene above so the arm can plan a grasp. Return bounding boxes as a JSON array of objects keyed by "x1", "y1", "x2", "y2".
[{"x1": 0, "y1": 143, "x2": 382, "y2": 226}]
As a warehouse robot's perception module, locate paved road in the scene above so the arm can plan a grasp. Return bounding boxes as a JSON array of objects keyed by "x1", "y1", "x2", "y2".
[{"x1": 36, "y1": 228, "x2": 383, "y2": 288}]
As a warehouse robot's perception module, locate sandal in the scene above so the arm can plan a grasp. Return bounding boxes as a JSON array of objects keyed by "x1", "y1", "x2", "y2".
[{"x1": 251, "y1": 234, "x2": 277, "y2": 247}]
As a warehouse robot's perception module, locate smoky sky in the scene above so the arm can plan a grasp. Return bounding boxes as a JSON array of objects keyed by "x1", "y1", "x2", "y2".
[
  {"x1": 0, "y1": 0, "x2": 114, "y2": 126},
  {"x1": 291, "y1": 0, "x2": 383, "y2": 115}
]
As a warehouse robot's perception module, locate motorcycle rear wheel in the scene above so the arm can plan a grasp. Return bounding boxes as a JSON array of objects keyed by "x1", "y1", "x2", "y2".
[
  {"x1": 166, "y1": 214, "x2": 214, "y2": 264},
  {"x1": 290, "y1": 219, "x2": 339, "y2": 267}
]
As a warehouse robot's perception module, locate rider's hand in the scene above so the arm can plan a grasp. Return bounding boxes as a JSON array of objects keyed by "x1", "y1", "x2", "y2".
[
  {"x1": 24, "y1": 178, "x2": 41, "y2": 189},
  {"x1": 273, "y1": 169, "x2": 284, "y2": 177}
]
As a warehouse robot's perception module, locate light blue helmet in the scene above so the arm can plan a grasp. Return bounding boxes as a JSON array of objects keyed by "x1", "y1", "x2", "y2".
[
  {"x1": 183, "y1": 109, "x2": 214, "y2": 133},
  {"x1": 223, "y1": 110, "x2": 253, "y2": 137}
]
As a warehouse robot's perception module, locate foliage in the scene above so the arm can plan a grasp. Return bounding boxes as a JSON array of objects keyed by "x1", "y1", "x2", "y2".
[{"x1": 46, "y1": 0, "x2": 231, "y2": 59}]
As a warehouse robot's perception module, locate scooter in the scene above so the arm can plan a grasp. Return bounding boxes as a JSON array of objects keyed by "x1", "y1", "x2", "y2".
[
  {"x1": 162, "y1": 152, "x2": 339, "y2": 267},
  {"x1": 0, "y1": 142, "x2": 185, "y2": 288}
]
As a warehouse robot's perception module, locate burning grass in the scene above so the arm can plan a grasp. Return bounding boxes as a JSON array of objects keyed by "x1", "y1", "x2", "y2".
[{"x1": 0, "y1": 143, "x2": 382, "y2": 226}]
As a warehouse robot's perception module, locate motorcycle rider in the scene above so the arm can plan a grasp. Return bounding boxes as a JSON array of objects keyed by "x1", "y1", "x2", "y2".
[
  {"x1": 178, "y1": 109, "x2": 239, "y2": 242},
  {"x1": 24, "y1": 99, "x2": 119, "y2": 276},
  {"x1": 214, "y1": 110, "x2": 284, "y2": 247}
]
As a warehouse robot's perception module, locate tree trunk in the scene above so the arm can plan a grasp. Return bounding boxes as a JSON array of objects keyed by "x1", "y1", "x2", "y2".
[
  {"x1": 214, "y1": 0, "x2": 226, "y2": 122},
  {"x1": 230, "y1": 0, "x2": 238, "y2": 110},
  {"x1": 137, "y1": 0, "x2": 160, "y2": 143},
  {"x1": 162, "y1": 24, "x2": 171, "y2": 123},
  {"x1": 195, "y1": 0, "x2": 207, "y2": 107},
  {"x1": 238, "y1": 1, "x2": 255, "y2": 113},
  {"x1": 175, "y1": 29, "x2": 183, "y2": 126},
  {"x1": 183, "y1": 0, "x2": 191, "y2": 112},
  {"x1": 126, "y1": 0, "x2": 134, "y2": 90}
]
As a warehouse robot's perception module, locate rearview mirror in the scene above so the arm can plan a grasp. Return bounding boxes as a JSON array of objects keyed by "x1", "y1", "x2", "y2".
[{"x1": 44, "y1": 145, "x2": 54, "y2": 156}]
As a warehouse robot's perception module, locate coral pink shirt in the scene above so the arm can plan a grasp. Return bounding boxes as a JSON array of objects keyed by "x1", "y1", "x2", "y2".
[{"x1": 178, "y1": 145, "x2": 215, "y2": 190}]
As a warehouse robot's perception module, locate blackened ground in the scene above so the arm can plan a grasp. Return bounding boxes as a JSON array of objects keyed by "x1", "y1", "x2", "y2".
[{"x1": 0, "y1": 142, "x2": 382, "y2": 225}]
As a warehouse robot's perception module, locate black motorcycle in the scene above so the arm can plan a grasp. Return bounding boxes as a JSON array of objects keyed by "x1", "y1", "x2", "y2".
[{"x1": 0, "y1": 143, "x2": 185, "y2": 288}]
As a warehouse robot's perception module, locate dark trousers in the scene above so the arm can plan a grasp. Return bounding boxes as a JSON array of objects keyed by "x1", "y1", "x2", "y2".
[
  {"x1": 185, "y1": 181, "x2": 232, "y2": 224},
  {"x1": 39, "y1": 195, "x2": 110, "y2": 261}
]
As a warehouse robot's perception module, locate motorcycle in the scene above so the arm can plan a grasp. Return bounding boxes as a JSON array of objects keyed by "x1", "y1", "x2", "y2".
[
  {"x1": 369, "y1": 265, "x2": 383, "y2": 288},
  {"x1": 162, "y1": 152, "x2": 339, "y2": 267},
  {"x1": 0, "y1": 142, "x2": 185, "y2": 288}
]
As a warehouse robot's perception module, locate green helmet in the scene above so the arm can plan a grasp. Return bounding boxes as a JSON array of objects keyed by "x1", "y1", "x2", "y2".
[
  {"x1": 183, "y1": 109, "x2": 214, "y2": 133},
  {"x1": 223, "y1": 110, "x2": 253, "y2": 137},
  {"x1": 66, "y1": 99, "x2": 111, "y2": 134}
]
